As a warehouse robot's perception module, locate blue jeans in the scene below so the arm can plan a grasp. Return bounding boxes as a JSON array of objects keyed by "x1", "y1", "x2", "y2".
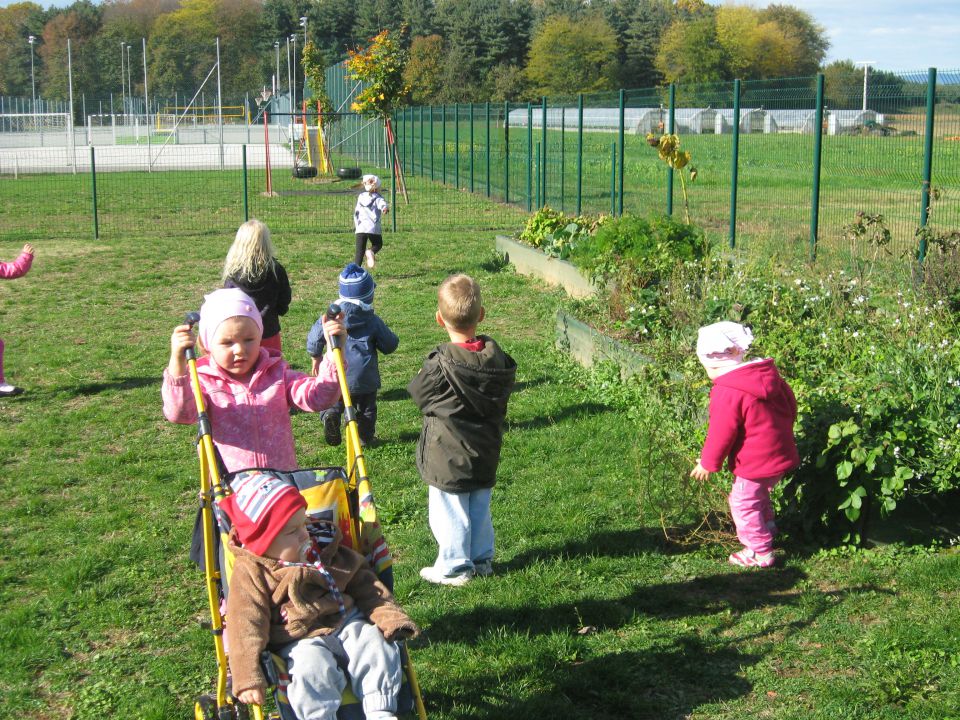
[{"x1": 427, "y1": 486, "x2": 494, "y2": 575}]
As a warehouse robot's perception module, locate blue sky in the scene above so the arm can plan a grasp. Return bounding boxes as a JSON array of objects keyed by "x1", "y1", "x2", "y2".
[{"x1": 4, "y1": 0, "x2": 960, "y2": 73}]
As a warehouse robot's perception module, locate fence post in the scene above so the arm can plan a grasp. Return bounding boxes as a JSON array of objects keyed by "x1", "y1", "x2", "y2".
[
  {"x1": 809, "y1": 73, "x2": 825, "y2": 262},
  {"x1": 442, "y1": 104, "x2": 447, "y2": 185},
  {"x1": 391, "y1": 141, "x2": 397, "y2": 232},
  {"x1": 610, "y1": 142, "x2": 616, "y2": 216},
  {"x1": 454, "y1": 102, "x2": 460, "y2": 188},
  {"x1": 504, "y1": 101, "x2": 510, "y2": 204},
  {"x1": 242, "y1": 144, "x2": 249, "y2": 222},
  {"x1": 919, "y1": 66, "x2": 937, "y2": 262},
  {"x1": 618, "y1": 88, "x2": 625, "y2": 216},
  {"x1": 469, "y1": 102, "x2": 475, "y2": 193},
  {"x1": 526, "y1": 102, "x2": 532, "y2": 212},
  {"x1": 485, "y1": 101, "x2": 490, "y2": 197},
  {"x1": 577, "y1": 94, "x2": 583, "y2": 216},
  {"x1": 541, "y1": 96, "x2": 547, "y2": 208},
  {"x1": 667, "y1": 83, "x2": 676, "y2": 216},
  {"x1": 400, "y1": 107, "x2": 406, "y2": 181},
  {"x1": 419, "y1": 105, "x2": 424, "y2": 177},
  {"x1": 89, "y1": 146, "x2": 99, "y2": 239},
  {"x1": 535, "y1": 142, "x2": 541, "y2": 209},
  {"x1": 560, "y1": 106, "x2": 565, "y2": 214},
  {"x1": 729, "y1": 78, "x2": 741, "y2": 249},
  {"x1": 429, "y1": 105, "x2": 434, "y2": 181}
]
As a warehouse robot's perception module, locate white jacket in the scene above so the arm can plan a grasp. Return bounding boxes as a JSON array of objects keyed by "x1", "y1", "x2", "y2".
[{"x1": 354, "y1": 191, "x2": 388, "y2": 234}]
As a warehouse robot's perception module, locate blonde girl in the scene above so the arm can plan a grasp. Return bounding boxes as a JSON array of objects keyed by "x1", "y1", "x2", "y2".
[{"x1": 223, "y1": 219, "x2": 291, "y2": 353}]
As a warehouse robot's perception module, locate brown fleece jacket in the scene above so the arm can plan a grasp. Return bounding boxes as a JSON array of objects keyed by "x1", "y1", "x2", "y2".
[{"x1": 225, "y1": 523, "x2": 419, "y2": 696}]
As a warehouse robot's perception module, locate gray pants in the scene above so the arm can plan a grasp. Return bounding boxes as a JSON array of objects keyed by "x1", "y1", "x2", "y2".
[{"x1": 278, "y1": 610, "x2": 402, "y2": 720}]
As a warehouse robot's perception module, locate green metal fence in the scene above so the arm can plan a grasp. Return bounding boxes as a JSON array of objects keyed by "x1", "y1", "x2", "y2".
[{"x1": 0, "y1": 69, "x2": 957, "y2": 264}]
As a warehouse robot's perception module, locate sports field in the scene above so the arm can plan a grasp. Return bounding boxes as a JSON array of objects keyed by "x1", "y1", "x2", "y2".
[{"x1": 1, "y1": 114, "x2": 958, "y2": 263}]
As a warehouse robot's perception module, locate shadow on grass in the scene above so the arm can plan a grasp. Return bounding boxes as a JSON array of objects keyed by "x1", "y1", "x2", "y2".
[
  {"x1": 506, "y1": 401, "x2": 612, "y2": 432},
  {"x1": 379, "y1": 387, "x2": 412, "y2": 402},
  {"x1": 420, "y1": 568, "x2": 892, "y2": 719},
  {"x1": 503, "y1": 527, "x2": 682, "y2": 572},
  {"x1": 59, "y1": 376, "x2": 156, "y2": 397},
  {"x1": 425, "y1": 639, "x2": 758, "y2": 720}
]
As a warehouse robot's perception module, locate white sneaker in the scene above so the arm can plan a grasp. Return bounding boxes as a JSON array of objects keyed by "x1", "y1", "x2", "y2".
[
  {"x1": 0, "y1": 383, "x2": 23, "y2": 397},
  {"x1": 419, "y1": 566, "x2": 472, "y2": 586},
  {"x1": 365, "y1": 249, "x2": 376, "y2": 268}
]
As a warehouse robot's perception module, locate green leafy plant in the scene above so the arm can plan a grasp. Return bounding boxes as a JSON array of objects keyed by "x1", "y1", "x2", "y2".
[{"x1": 516, "y1": 206, "x2": 604, "y2": 259}]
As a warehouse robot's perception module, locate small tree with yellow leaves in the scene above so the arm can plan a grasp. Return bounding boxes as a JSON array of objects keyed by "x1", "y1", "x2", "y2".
[
  {"x1": 646, "y1": 133, "x2": 698, "y2": 224},
  {"x1": 345, "y1": 29, "x2": 410, "y2": 198}
]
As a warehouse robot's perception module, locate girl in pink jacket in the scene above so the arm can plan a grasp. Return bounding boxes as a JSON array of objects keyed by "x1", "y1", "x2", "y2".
[
  {"x1": 1, "y1": 243, "x2": 34, "y2": 397},
  {"x1": 163, "y1": 287, "x2": 345, "y2": 472},
  {"x1": 690, "y1": 321, "x2": 799, "y2": 569}
]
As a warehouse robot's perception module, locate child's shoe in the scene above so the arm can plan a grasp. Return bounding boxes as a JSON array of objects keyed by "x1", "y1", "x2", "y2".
[
  {"x1": 473, "y1": 560, "x2": 493, "y2": 577},
  {"x1": 728, "y1": 548, "x2": 775, "y2": 568},
  {"x1": 365, "y1": 248, "x2": 376, "y2": 268},
  {"x1": 419, "y1": 565, "x2": 472, "y2": 586},
  {"x1": 0, "y1": 383, "x2": 23, "y2": 397},
  {"x1": 323, "y1": 411, "x2": 342, "y2": 446}
]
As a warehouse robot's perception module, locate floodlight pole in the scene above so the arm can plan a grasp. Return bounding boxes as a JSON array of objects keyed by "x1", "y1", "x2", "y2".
[
  {"x1": 126, "y1": 44, "x2": 133, "y2": 112},
  {"x1": 142, "y1": 37, "x2": 150, "y2": 165},
  {"x1": 28, "y1": 35, "x2": 36, "y2": 112},
  {"x1": 119, "y1": 41, "x2": 125, "y2": 116},
  {"x1": 67, "y1": 38, "x2": 75, "y2": 172},
  {"x1": 855, "y1": 60, "x2": 875, "y2": 112},
  {"x1": 216, "y1": 37, "x2": 224, "y2": 170},
  {"x1": 274, "y1": 41, "x2": 281, "y2": 140},
  {"x1": 291, "y1": 35, "x2": 298, "y2": 123},
  {"x1": 300, "y1": 16, "x2": 308, "y2": 96},
  {"x1": 274, "y1": 41, "x2": 280, "y2": 98}
]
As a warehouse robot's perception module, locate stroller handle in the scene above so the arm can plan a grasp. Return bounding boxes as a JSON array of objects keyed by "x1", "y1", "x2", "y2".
[
  {"x1": 184, "y1": 312, "x2": 201, "y2": 361},
  {"x1": 325, "y1": 303, "x2": 344, "y2": 350}
]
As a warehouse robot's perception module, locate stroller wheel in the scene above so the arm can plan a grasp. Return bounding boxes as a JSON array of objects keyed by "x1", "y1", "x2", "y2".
[{"x1": 193, "y1": 695, "x2": 216, "y2": 720}]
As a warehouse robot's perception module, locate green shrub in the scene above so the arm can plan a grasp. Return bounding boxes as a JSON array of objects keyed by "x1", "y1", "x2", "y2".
[
  {"x1": 516, "y1": 206, "x2": 605, "y2": 260},
  {"x1": 570, "y1": 254, "x2": 960, "y2": 545},
  {"x1": 570, "y1": 213, "x2": 709, "y2": 291}
]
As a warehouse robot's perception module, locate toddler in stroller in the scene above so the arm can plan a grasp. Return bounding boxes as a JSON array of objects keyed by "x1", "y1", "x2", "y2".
[{"x1": 218, "y1": 470, "x2": 419, "y2": 719}]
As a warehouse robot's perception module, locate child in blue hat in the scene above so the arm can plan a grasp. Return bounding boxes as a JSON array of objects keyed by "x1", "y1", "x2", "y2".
[{"x1": 307, "y1": 263, "x2": 399, "y2": 446}]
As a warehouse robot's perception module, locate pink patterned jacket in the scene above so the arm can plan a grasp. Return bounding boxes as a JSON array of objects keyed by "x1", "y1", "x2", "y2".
[
  {"x1": 1, "y1": 250, "x2": 33, "y2": 280},
  {"x1": 162, "y1": 348, "x2": 341, "y2": 472}
]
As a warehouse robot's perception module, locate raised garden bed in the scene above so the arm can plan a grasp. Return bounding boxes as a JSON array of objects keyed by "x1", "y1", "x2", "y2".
[
  {"x1": 495, "y1": 235, "x2": 596, "y2": 299},
  {"x1": 555, "y1": 310, "x2": 653, "y2": 379}
]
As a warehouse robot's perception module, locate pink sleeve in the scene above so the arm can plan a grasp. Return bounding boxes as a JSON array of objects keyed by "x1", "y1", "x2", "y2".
[
  {"x1": 0, "y1": 251, "x2": 33, "y2": 280},
  {"x1": 161, "y1": 369, "x2": 199, "y2": 424},
  {"x1": 285, "y1": 356, "x2": 341, "y2": 412},
  {"x1": 699, "y1": 387, "x2": 743, "y2": 473}
]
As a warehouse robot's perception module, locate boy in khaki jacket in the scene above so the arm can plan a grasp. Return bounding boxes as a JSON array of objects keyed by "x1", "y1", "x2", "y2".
[
  {"x1": 218, "y1": 470, "x2": 419, "y2": 719},
  {"x1": 408, "y1": 274, "x2": 517, "y2": 586}
]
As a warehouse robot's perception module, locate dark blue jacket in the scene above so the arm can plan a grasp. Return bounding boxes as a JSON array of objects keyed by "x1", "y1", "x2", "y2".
[{"x1": 306, "y1": 302, "x2": 399, "y2": 395}]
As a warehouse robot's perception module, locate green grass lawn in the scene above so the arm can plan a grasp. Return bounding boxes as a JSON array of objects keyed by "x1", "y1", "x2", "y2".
[{"x1": 1, "y1": 181, "x2": 958, "y2": 719}]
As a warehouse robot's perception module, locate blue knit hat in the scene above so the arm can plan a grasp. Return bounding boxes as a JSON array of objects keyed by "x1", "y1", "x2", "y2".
[{"x1": 339, "y1": 263, "x2": 375, "y2": 303}]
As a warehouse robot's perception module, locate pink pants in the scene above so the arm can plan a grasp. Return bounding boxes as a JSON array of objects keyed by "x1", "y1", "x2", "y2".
[
  {"x1": 0, "y1": 337, "x2": 5, "y2": 382},
  {"x1": 729, "y1": 474, "x2": 783, "y2": 555}
]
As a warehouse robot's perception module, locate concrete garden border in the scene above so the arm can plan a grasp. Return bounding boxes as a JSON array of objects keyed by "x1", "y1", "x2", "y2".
[
  {"x1": 496, "y1": 235, "x2": 652, "y2": 378},
  {"x1": 495, "y1": 235, "x2": 596, "y2": 298},
  {"x1": 555, "y1": 310, "x2": 653, "y2": 379}
]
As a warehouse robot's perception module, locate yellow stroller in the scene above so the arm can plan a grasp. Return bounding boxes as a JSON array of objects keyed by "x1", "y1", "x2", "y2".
[{"x1": 182, "y1": 305, "x2": 427, "y2": 720}]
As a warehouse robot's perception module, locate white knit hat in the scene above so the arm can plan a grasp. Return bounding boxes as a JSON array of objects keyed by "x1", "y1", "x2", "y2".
[{"x1": 696, "y1": 321, "x2": 753, "y2": 368}]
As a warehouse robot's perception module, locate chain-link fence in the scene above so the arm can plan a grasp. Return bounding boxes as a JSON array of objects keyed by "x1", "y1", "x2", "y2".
[{"x1": 0, "y1": 70, "x2": 957, "y2": 264}]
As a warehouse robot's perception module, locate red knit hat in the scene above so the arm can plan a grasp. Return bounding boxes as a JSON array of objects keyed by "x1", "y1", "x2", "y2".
[{"x1": 218, "y1": 470, "x2": 306, "y2": 556}]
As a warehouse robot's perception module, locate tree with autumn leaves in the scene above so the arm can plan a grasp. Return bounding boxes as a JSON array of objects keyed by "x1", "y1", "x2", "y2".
[{"x1": 344, "y1": 28, "x2": 410, "y2": 198}]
